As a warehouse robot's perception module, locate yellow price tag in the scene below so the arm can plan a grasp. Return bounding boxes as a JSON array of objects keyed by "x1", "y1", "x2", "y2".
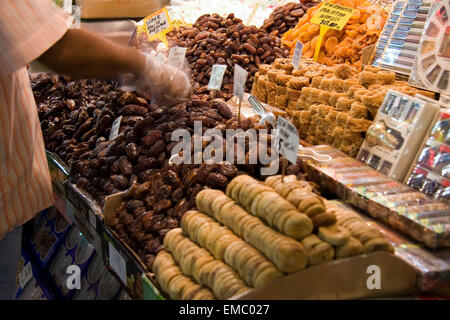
[
  {"x1": 143, "y1": 7, "x2": 173, "y2": 47},
  {"x1": 311, "y1": 2, "x2": 354, "y2": 62}
]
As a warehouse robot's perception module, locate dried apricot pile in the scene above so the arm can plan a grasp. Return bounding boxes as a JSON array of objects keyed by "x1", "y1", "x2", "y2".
[{"x1": 281, "y1": 0, "x2": 389, "y2": 68}]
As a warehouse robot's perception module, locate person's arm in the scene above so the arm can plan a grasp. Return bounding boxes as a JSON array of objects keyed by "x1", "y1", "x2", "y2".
[{"x1": 37, "y1": 29, "x2": 146, "y2": 80}]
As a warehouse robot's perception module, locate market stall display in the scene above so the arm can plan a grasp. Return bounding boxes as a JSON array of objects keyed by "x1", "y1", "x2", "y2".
[
  {"x1": 281, "y1": 0, "x2": 388, "y2": 67},
  {"x1": 301, "y1": 145, "x2": 450, "y2": 249}
]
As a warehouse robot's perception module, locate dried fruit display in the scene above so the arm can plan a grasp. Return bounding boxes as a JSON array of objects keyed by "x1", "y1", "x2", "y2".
[
  {"x1": 281, "y1": 0, "x2": 389, "y2": 68},
  {"x1": 262, "y1": 1, "x2": 318, "y2": 37},
  {"x1": 252, "y1": 59, "x2": 434, "y2": 156}
]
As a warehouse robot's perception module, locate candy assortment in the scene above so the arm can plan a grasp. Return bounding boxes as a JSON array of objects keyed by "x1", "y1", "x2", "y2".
[{"x1": 407, "y1": 111, "x2": 450, "y2": 204}]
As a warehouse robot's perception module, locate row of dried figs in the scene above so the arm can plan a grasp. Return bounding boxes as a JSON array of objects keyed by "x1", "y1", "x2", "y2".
[
  {"x1": 261, "y1": 1, "x2": 317, "y2": 36},
  {"x1": 107, "y1": 160, "x2": 241, "y2": 270}
]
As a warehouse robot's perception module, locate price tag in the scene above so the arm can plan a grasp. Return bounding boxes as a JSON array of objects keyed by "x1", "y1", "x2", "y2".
[
  {"x1": 88, "y1": 209, "x2": 96, "y2": 229},
  {"x1": 168, "y1": 47, "x2": 187, "y2": 69},
  {"x1": 233, "y1": 64, "x2": 248, "y2": 101},
  {"x1": 143, "y1": 7, "x2": 173, "y2": 46},
  {"x1": 275, "y1": 116, "x2": 300, "y2": 164},
  {"x1": 292, "y1": 41, "x2": 303, "y2": 70},
  {"x1": 311, "y1": 2, "x2": 354, "y2": 62},
  {"x1": 109, "y1": 242, "x2": 127, "y2": 285},
  {"x1": 19, "y1": 262, "x2": 33, "y2": 289},
  {"x1": 311, "y1": 2, "x2": 354, "y2": 30},
  {"x1": 109, "y1": 116, "x2": 122, "y2": 141},
  {"x1": 155, "y1": 52, "x2": 167, "y2": 63},
  {"x1": 208, "y1": 65, "x2": 227, "y2": 91}
]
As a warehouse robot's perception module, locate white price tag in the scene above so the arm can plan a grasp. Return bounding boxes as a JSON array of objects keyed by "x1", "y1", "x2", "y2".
[
  {"x1": 292, "y1": 41, "x2": 303, "y2": 70},
  {"x1": 275, "y1": 116, "x2": 300, "y2": 164},
  {"x1": 109, "y1": 116, "x2": 122, "y2": 141},
  {"x1": 233, "y1": 64, "x2": 248, "y2": 101},
  {"x1": 109, "y1": 242, "x2": 127, "y2": 285},
  {"x1": 19, "y1": 262, "x2": 33, "y2": 289},
  {"x1": 208, "y1": 64, "x2": 227, "y2": 91},
  {"x1": 145, "y1": 10, "x2": 171, "y2": 37},
  {"x1": 168, "y1": 46, "x2": 187, "y2": 69}
]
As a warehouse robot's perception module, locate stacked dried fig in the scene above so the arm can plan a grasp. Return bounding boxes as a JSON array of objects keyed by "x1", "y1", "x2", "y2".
[
  {"x1": 167, "y1": 13, "x2": 290, "y2": 100},
  {"x1": 262, "y1": 1, "x2": 317, "y2": 37}
]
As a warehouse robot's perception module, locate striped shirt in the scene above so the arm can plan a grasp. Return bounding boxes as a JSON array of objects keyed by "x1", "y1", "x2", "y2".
[{"x1": 0, "y1": 0, "x2": 71, "y2": 240}]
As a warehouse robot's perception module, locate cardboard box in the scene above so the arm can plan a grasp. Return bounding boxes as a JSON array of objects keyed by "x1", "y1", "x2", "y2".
[{"x1": 78, "y1": 0, "x2": 167, "y2": 19}]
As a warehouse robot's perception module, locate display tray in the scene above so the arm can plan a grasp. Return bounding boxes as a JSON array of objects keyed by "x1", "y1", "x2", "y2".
[
  {"x1": 102, "y1": 189, "x2": 417, "y2": 300},
  {"x1": 302, "y1": 145, "x2": 450, "y2": 249}
]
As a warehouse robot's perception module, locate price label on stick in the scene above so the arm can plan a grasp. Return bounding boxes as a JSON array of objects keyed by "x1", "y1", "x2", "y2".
[
  {"x1": 109, "y1": 116, "x2": 122, "y2": 141},
  {"x1": 208, "y1": 64, "x2": 227, "y2": 91},
  {"x1": 275, "y1": 116, "x2": 300, "y2": 164},
  {"x1": 168, "y1": 46, "x2": 187, "y2": 69},
  {"x1": 292, "y1": 41, "x2": 303, "y2": 70},
  {"x1": 233, "y1": 64, "x2": 248, "y2": 100},
  {"x1": 143, "y1": 7, "x2": 173, "y2": 47},
  {"x1": 109, "y1": 242, "x2": 127, "y2": 285},
  {"x1": 311, "y1": 2, "x2": 354, "y2": 62}
]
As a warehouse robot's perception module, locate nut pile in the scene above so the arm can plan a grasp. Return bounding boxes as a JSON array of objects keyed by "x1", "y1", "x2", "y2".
[
  {"x1": 33, "y1": 74, "x2": 152, "y2": 165},
  {"x1": 167, "y1": 13, "x2": 290, "y2": 100},
  {"x1": 261, "y1": 1, "x2": 317, "y2": 37}
]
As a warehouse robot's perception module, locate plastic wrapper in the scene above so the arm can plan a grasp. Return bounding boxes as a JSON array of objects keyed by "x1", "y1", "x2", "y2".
[{"x1": 302, "y1": 145, "x2": 450, "y2": 249}]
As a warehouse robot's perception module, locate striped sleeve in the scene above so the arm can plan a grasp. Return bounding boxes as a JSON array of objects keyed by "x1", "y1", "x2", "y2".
[{"x1": 0, "y1": 0, "x2": 73, "y2": 75}]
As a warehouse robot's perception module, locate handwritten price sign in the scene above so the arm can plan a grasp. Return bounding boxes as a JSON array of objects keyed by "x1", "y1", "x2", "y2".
[{"x1": 143, "y1": 8, "x2": 173, "y2": 46}]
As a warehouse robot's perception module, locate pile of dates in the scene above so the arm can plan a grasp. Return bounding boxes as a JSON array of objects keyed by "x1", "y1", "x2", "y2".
[
  {"x1": 261, "y1": 1, "x2": 317, "y2": 36},
  {"x1": 108, "y1": 161, "x2": 240, "y2": 270},
  {"x1": 167, "y1": 13, "x2": 290, "y2": 100},
  {"x1": 69, "y1": 98, "x2": 234, "y2": 203},
  {"x1": 33, "y1": 73, "x2": 152, "y2": 165}
]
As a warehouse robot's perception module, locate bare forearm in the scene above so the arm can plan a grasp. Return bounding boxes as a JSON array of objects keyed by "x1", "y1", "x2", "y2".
[{"x1": 37, "y1": 29, "x2": 145, "y2": 80}]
